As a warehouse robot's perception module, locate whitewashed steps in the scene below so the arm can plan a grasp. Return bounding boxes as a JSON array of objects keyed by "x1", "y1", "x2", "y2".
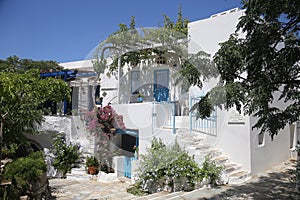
[
  {"x1": 176, "y1": 129, "x2": 251, "y2": 185},
  {"x1": 228, "y1": 170, "x2": 251, "y2": 184},
  {"x1": 66, "y1": 167, "x2": 92, "y2": 181}
]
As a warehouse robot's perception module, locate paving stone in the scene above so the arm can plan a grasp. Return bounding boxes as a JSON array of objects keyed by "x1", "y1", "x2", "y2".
[{"x1": 49, "y1": 160, "x2": 299, "y2": 200}]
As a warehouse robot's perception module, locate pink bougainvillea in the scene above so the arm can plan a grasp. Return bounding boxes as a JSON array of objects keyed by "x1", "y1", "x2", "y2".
[{"x1": 85, "y1": 105, "x2": 126, "y2": 172}]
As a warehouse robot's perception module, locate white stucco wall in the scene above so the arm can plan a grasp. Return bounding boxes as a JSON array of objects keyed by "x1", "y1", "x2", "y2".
[
  {"x1": 249, "y1": 117, "x2": 290, "y2": 174},
  {"x1": 59, "y1": 59, "x2": 94, "y2": 71},
  {"x1": 188, "y1": 8, "x2": 252, "y2": 171},
  {"x1": 188, "y1": 8, "x2": 244, "y2": 55},
  {"x1": 214, "y1": 108, "x2": 251, "y2": 171},
  {"x1": 249, "y1": 91, "x2": 291, "y2": 174},
  {"x1": 188, "y1": 8, "x2": 291, "y2": 174},
  {"x1": 112, "y1": 102, "x2": 176, "y2": 155}
]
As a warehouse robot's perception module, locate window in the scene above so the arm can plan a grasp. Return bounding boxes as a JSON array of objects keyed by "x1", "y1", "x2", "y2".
[
  {"x1": 156, "y1": 56, "x2": 166, "y2": 64},
  {"x1": 258, "y1": 132, "x2": 264, "y2": 146},
  {"x1": 131, "y1": 71, "x2": 140, "y2": 93}
]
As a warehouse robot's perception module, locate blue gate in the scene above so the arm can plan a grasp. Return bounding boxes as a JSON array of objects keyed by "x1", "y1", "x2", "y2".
[
  {"x1": 190, "y1": 96, "x2": 217, "y2": 136},
  {"x1": 124, "y1": 157, "x2": 136, "y2": 178}
]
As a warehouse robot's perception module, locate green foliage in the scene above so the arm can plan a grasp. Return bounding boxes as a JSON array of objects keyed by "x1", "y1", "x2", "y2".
[
  {"x1": 51, "y1": 134, "x2": 81, "y2": 177},
  {"x1": 0, "y1": 66, "x2": 70, "y2": 148},
  {"x1": 199, "y1": 155, "x2": 224, "y2": 186},
  {"x1": 191, "y1": 94, "x2": 214, "y2": 119},
  {"x1": 127, "y1": 181, "x2": 147, "y2": 196},
  {"x1": 138, "y1": 138, "x2": 198, "y2": 193},
  {"x1": 93, "y1": 6, "x2": 189, "y2": 77},
  {"x1": 0, "y1": 184, "x2": 18, "y2": 200},
  {"x1": 130, "y1": 138, "x2": 224, "y2": 195},
  {"x1": 211, "y1": 0, "x2": 300, "y2": 139},
  {"x1": 86, "y1": 156, "x2": 99, "y2": 167},
  {"x1": 2, "y1": 151, "x2": 47, "y2": 197},
  {"x1": 1, "y1": 143, "x2": 19, "y2": 159},
  {"x1": 0, "y1": 55, "x2": 62, "y2": 73}
]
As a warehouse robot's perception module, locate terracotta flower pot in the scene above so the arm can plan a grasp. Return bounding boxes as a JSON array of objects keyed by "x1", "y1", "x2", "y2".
[{"x1": 88, "y1": 166, "x2": 98, "y2": 175}]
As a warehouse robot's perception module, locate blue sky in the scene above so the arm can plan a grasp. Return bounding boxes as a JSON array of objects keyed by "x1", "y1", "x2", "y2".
[{"x1": 0, "y1": 0, "x2": 242, "y2": 63}]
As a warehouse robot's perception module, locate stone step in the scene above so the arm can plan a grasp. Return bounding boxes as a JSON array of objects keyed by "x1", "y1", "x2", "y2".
[
  {"x1": 207, "y1": 149, "x2": 222, "y2": 157},
  {"x1": 66, "y1": 173, "x2": 92, "y2": 181},
  {"x1": 228, "y1": 170, "x2": 251, "y2": 185},
  {"x1": 194, "y1": 144, "x2": 212, "y2": 151},
  {"x1": 224, "y1": 163, "x2": 241, "y2": 174},
  {"x1": 70, "y1": 167, "x2": 87, "y2": 175},
  {"x1": 213, "y1": 156, "x2": 229, "y2": 165}
]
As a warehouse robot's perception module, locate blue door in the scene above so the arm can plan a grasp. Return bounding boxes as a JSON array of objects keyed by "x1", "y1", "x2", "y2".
[
  {"x1": 154, "y1": 69, "x2": 169, "y2": 102},
  {"x1": 122, "y1": 130, "x2": 139, "y2": 178},
  {"x1": 124, "y1": 157, "x2": 136, "y2": 178}
]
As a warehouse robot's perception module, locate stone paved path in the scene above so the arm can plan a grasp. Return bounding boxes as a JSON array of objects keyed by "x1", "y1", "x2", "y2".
[
  {"x1": 178, "y1": 159, "x2": 299, "y2": 200},
  {"x1": 49, "y1": 178, "x2": 135, "y2": 200},
  {"x1": 49, "y1": 159, "x2": 299, "y2": 200}
]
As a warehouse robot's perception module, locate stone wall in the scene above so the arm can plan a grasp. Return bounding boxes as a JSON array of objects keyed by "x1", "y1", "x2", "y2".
[{"x1": 26, "y1": 116, "x2": 72, "y2": 149}]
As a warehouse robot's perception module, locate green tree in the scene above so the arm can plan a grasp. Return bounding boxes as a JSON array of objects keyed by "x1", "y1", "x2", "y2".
[
  {"x1": 186, "y1": 0, "x2": 300, "y2": 138},
  {"x1": 130, "y1": 16, "x2": 136, "y2": 30},
  {"x1": 186, "y1": 0, "x2": 299, "y2": 192},
  {"x1": 0, "y1": 55, "x2": 62, "y2": 73},
  {"x1": 0, "y1": 57, "x2": 71, "y2": 182},
  {"x1": 2, "y1": 151, "x2": 47, "y2": 198},
  {"x1": 213, "y1": 0, "x2": 300, "y2": 137}
]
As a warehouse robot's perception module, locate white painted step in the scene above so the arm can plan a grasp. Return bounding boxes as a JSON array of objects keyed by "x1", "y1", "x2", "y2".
[
  {"x1": 70, "y1": 167, "x2": 87, "y2": 175},
  {"x1": 228, "y1": 170, "x2": 251, "y2": 184}
]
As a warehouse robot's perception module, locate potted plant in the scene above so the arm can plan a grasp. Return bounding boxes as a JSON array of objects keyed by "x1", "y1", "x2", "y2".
[
  {"x1": 136, "y1": 93, "x2": 144, "y2": 103},
  {"x1": 86, "y1": 156, "x2": 99, "y2": 175}
]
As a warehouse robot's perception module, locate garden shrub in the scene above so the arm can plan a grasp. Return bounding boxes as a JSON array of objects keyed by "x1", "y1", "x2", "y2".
[
  {"x1": 131, "y1": 137, "x2": 224, "y2": 195},
  {"x1": 138, "y1": 138, "x2": 201, "y2": 193},
  {"x1": 51, "y1": 134, "x2": 81, "y2": 177},
  {"x1": 2, "y1": 151, "x2": 47, "y2": 198},
  {"x1": 199, "y1": 155, "x2": 224, "y2": 186}
]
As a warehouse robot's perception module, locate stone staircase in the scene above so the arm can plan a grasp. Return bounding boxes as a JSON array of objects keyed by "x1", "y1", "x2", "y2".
[
  {"x1": 175, "y1": 129, "x2": 251, "y2": 185},
  {"x1": 129, "y1": 128, "x2": 251, "y2": 200},
  {"x1": 66, "y1": 115, "x2": 96, "y2": 181}
]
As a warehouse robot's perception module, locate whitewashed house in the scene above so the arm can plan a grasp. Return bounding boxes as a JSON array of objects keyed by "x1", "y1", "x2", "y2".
[{"x1": 57, "y1": 8, "x2": 296, "y2": 183}]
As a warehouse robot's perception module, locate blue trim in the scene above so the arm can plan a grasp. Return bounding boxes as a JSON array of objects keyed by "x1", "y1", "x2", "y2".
[
  {"x1": 190, "y1": 95, "x2": 217, "y2": 136},
  {"x1": 154, "y1": 69, "x2": 169, "y2": 102}
]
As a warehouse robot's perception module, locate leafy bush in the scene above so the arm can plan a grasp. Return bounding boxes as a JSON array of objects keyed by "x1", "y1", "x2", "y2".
[
  {"x1": 199, "y1": 155, "x2": 224, "y2": 186},
  {"x1": 127, "y1": 181, "x2": 147, "y2": 196},
  {"x1": 51, "y1": 134, "x2": 81, "y2": 177},
  {"x1": 138, "y1": 138, "x2": 201, "y2": 193},
  {"x1": 132, "y1": 137, "x2": 224, "y2": 195},
  {"x1": 2, "y1": 151, "x2": 47, "y2": 198}
]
